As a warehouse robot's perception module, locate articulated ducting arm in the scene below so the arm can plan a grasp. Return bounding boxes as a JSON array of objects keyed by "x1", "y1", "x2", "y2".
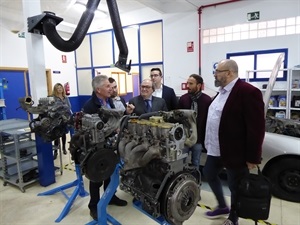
[
  {"x1": 27, "y1": 0, "x2": 131, "y2": 72},
  {"x1": 42, "y1": 0, "x2": 100, "y2": 52}
]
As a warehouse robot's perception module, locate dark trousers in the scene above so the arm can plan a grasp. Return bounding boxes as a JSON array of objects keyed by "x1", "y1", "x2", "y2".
[
  {"x1": 203, "y1": 155, "x2": 227, "y2": 208},
  {"x1": 88, "y1": 177, "x2": 112, "y2": 211},
  {"x1": 226, "y1": 167, "x2": 249, "y2": 222},
  {"x1": 54, "y1": 133, "x2": 67, "y2": 149},
  {"x1": 203, "y1": 155, "x2": 249, "y2": 222}
]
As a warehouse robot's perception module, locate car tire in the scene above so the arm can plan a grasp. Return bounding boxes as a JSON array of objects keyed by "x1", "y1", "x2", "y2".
[{"x1": 265, "y1": 157, "x2": 300, "y2": 203}]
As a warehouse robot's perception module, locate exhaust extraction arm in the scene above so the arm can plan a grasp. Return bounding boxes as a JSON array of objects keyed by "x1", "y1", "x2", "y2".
[{"x1": 27, "y1": 0, "x2": 131, "y2": 72}]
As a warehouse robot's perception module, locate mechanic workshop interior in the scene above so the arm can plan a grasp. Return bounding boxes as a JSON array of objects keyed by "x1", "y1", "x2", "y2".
[{"x1": 0, "y1": 0, "x2": 299, "y2": 225}]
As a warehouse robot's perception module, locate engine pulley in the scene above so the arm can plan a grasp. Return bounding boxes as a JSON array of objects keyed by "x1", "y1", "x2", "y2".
[{"x1": 84, "y1": 148, "x2": 119, "y2": 183}]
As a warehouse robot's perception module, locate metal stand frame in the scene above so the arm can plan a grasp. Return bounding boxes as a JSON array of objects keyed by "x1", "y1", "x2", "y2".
[
  {"x1": 132, "y1": 200, "x2": 171, "y2": 225},
  {"x1": 38, "y1": 164, "x2": 89, "y2": 222},
  {"x1": 86, "y1": 164, "x2": 122, "y2": 225},
  {"x1": 53, "y1": 143, "x2": 63, "y2": 175}
]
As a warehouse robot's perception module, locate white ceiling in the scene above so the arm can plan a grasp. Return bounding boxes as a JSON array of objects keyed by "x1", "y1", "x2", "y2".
[{"x1": 0, "y1": 0, "x2": 233, "y2": 34}]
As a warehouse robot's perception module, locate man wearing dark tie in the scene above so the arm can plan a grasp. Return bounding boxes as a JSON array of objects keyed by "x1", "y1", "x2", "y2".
[{"x1": 127, "y1": 79, "x2": 168, "y2": 116}]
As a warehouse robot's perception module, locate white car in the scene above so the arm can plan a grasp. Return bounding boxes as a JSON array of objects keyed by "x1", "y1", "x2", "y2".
[{"x1": 260, "y1": 132, "x2": 300, "y2": 203}]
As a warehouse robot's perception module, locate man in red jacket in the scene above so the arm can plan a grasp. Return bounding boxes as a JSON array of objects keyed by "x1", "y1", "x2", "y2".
[{"x1": 203, "y1": 59, "x2": 265, "y2": 225}]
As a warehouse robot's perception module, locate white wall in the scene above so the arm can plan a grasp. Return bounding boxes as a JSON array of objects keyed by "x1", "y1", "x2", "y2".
[
  {"x1": 200, "y1": 0, "x2": 300, "y2": 94},
  {"x1": 162, "y1": 12, "x2": 199, "y2": 96},
  {"x1": 0, "y1": 26, "x2": 77, "y2": 97}
]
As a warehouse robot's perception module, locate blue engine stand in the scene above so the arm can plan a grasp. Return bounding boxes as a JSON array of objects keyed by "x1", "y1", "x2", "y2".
[
  {"x1": 85, "y1": 162, "x2": 170, "y2": 225},
  {"x1": 86, "y1": 164, "x2": 122, "y2": 225},
  {"x1": 37, "y1": 164, "x2": 89, "y2": 222},
  {"x1": 132, "y1": 200, "x2": 171, "y2": 225}
]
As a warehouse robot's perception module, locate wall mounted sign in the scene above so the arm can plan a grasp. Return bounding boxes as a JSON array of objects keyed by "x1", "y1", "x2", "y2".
[
  {"x1": 62, "y1": 55, "x2": 67, "y2": 63},
  {"x1": 187, "y1": 41, "x2": 194, "y2": 52},
  {"x1": 247, "y1": 11, "x2": 260, "y2": 21}
]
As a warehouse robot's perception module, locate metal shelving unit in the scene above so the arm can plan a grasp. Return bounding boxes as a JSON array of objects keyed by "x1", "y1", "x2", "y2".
[
  {"x1": 246, "y1": 68, "x2": 300, "y2": 120},
  {"x1": 0, "y1": 119, "x2": 38, "y2": 192}
]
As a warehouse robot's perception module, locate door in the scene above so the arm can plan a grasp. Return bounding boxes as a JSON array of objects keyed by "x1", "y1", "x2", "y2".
[{"x1": 0, "y1": 70, "x2": 29, "y2": 120}]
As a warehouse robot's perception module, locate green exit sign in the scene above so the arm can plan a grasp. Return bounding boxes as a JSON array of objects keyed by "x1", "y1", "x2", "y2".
[{"x1": 247, "y1": 11, "x2": 260, "y2": 21}]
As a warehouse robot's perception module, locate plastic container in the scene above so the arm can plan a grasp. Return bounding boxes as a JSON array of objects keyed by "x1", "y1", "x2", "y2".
[
  {"x1": 292, "y1": 79, "x2": 299, "y2": 88},
  {"x1": 275, "y1": 111, "x2": 286, "y2": 118},
  {"x1": 269, "y1": 96, "x2": 278, "y2": 107},
  {"x1": 277, "y1": 95, "x2": 286, "y2": 108}
]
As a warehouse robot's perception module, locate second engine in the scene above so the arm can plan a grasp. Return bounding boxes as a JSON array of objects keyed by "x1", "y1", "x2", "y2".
[
  {"x1": 18, "y1": 96, "x2": 72, "y2": 142},
  {"x1": 118, "y1": 110, "x2": 201, "y2": 225}
]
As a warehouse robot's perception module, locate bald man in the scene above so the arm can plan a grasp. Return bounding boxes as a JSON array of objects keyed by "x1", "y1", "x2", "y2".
[{"x1": 203, "y1": 59, "x2": 265, "y2": 225}]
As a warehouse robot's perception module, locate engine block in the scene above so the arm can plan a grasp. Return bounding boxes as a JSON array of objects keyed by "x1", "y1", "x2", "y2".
[
  {"x1": 18, "y1": 96, "x2": 72, "y2": 142},
  {"x1": 119, "y1": 110, "x2": 201, "y2": 225}
]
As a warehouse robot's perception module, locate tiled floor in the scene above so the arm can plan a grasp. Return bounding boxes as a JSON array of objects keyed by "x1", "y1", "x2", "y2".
[{"x1": 0, "y1": 152, "x2": 299, "y2": 225}]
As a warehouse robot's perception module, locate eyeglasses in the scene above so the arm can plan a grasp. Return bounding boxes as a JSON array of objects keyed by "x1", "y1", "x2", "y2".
[
  {"x1": 141, "y1": 85, "x2": 152, "y2": 89},
  {"x1": 215, "y1": 69, "x2": 229, "y2": 74},
  {"x1": 150, "y1": 74, "x2": 160, "y2": 78}
]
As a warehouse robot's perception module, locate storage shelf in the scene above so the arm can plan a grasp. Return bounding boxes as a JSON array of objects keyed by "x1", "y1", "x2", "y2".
[
  {"x1": 248, "y1": 68, "x2": 300, "y2": 120},
  {"x1": 0, "y1": 119, "x2": 39, "y2": 192},
  {"x1": 2, "y1": 140, "x2": 36, "y2": 154},
  {"x1": 260, "y1": 89, "x2": 287, "y2": 92},
  {"x1": 5, "y1": 160, "x2": 38, "y2": 176},
  {"x1": 291, "y1": 108, "x2": 300, "y2": 111}
]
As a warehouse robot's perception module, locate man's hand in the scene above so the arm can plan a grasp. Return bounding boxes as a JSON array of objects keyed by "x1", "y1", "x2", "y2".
[
  {"x1": 126, "y1": 103, "x2": 135, "y2": 114},
  {"x1": 246, "y1": 162, "x2": 257, "y2": 170}
]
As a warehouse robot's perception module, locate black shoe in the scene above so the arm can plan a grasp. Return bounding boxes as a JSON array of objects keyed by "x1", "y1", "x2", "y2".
[
  {"x1": 53, "y1": 151, "x2": 58, "y2": 160},
  {"x1": 109, "y1": 195, "x2": 127, "y2": 206},
  {"x1": 63, "y1": 148, "x2": 67, "y2": 155},
  {"x1": 90, "y1": 209, "x2": 97, "y2": 220}
]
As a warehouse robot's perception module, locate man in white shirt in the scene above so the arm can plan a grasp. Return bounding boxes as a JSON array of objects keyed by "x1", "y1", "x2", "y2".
[{"x1": 150, "y1": 68, "x2": 178, "y2": 111}]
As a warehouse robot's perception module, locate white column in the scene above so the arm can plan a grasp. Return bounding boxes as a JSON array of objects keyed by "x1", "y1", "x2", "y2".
[{"x1": 22, "y1": 0, "x2": 48, "y2": 104}]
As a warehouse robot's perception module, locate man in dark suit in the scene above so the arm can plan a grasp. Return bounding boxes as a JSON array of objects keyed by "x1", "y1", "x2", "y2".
[
  {"x1": 127, "y1": 79, "x2": 168, "y2": 116},
  {"x1": 150, "y1": 68, "x2": 178, "y2": 110},
  {"x1": 203, "y1": 59, "x2": 265, "y2": 225},
  {"x1": 83, "y1": 75, "x2": 128, "y2": 221}
]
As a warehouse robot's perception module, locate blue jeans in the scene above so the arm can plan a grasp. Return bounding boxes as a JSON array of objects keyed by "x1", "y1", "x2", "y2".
[{"x1": 185, "y1": 143, "x2": 203, "y2": 167}]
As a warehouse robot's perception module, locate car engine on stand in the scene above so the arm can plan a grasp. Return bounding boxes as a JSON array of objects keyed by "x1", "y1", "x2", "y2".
[
  {"x1": 18, "y1": 96, "x2": 72, "y2": 142},
  {"x1": 68, "y1": 108, "x2": 124, "y2": 183},
  {"x1": 118, "y1": 109, "x2": 201, "y2": 225}
]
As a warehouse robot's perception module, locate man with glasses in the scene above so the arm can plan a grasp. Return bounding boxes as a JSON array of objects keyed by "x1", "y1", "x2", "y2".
[
  {"x1": 150, "y1": 68, "x2": 178, "y2": 110},
  {"x1": 127, "y1": 78, "x2": 168, "y2": 116},
  {"x1": 203, "y1": 59, "x2": 265, "y2": 225}
]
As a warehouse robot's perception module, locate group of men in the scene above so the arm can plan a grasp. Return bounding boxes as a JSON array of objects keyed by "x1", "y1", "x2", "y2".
[{"x1": 83, "y1": 59, "x2": 265, "y2": 225}]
